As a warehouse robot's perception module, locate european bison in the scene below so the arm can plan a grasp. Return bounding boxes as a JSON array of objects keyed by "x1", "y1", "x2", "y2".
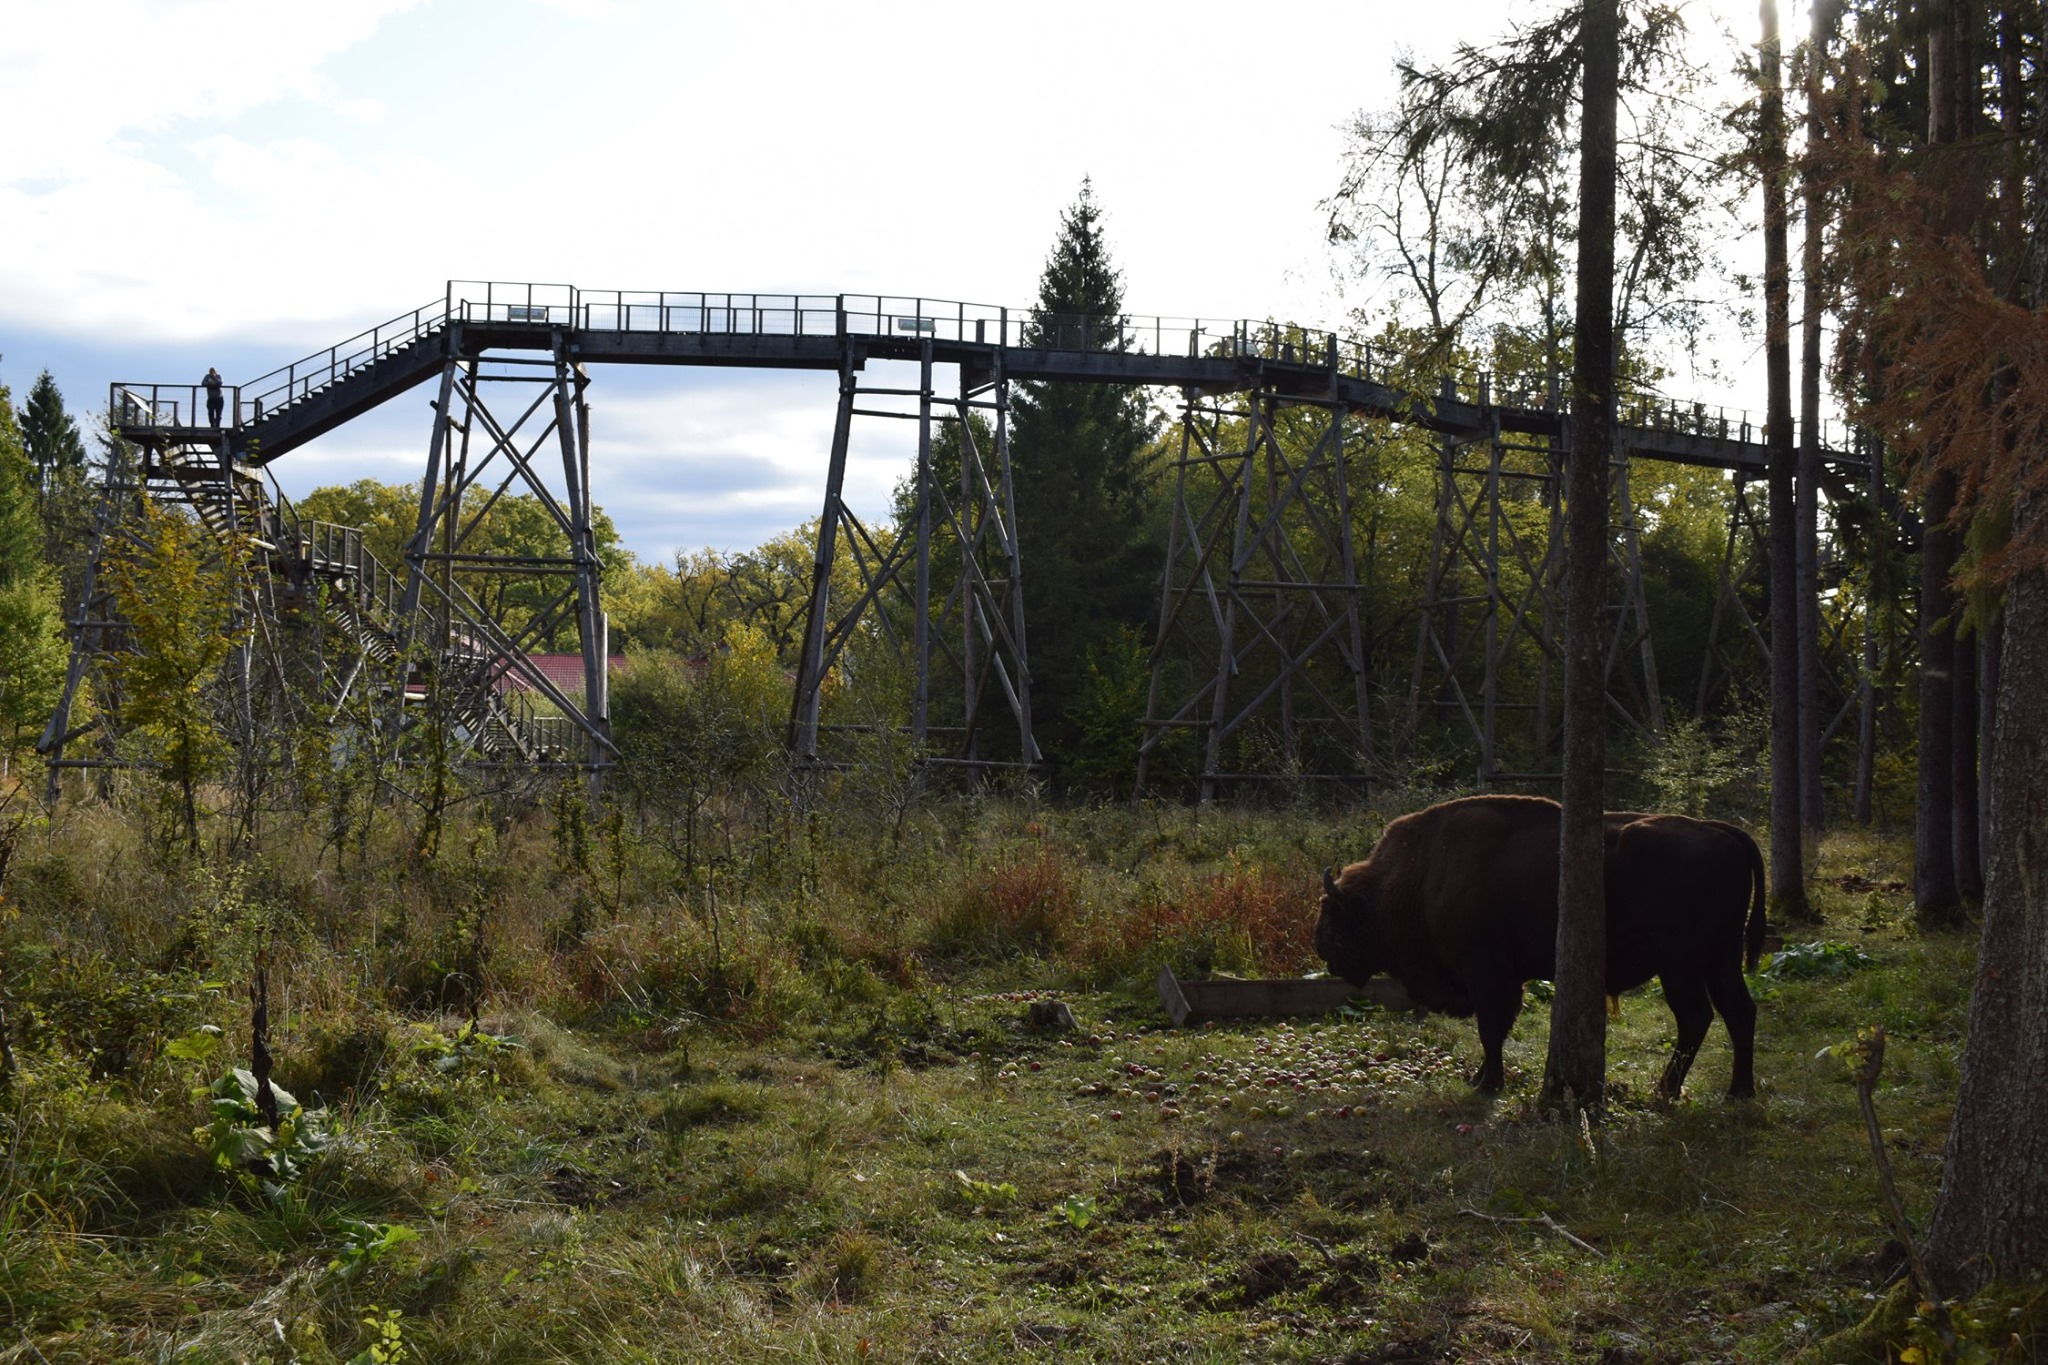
[{"x1": 1312, "y1": 794, "x2": 1765, "y2": 1098}]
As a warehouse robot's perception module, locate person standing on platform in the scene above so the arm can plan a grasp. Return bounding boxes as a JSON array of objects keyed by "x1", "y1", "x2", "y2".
[{"x1": 203, "y1": 367, "x2": 224, "y2": 426}]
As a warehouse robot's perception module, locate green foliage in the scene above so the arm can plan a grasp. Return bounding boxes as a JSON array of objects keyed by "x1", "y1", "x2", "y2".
[
  {"x1": 102, "y1": 496, "x2": 250, "y2": 849},
  {"x1": 1007, "y1": 180, "x2": 1163, "y2": 773},
  {"x1": 1765, "y1": 939, "x2": 1879, "y2": 981},
  {"x1": 951, "y1": 1168, "x2": 1020, "y2": 1212},
  {"x1": 1378, "y1": 3, "x2": 1725, "y2": 375},
  {"x1": 0, "y1": 386, "x2": 44, "y2": 586},
  {"x1": 611, "y1": 626, "x2": 787, "y2": 881},
  {"x1": 410, "y1": 1019, "x2": 519, "y2": 1077},
  {"x1": 328, "y1": 1219, "x2": 421, "y2": 1283},
  {"x1": 1066, "y1": 626, "x2": 1152, "y2": 797},
  {"x1": 347, "y1": 1306, "x2": 409, "y2": 1364},
  {"x1": 0, "y1": 567, "x2": 65, "y2": 763},
  {"x1": 20, "y1": 376, "x2": 98, "y2": 604},
  {"x1": 0, "y1": 384, "x2": 65, "y2": 766},
  {"x1": 195, "y1": 1065, "x2": 334, "y2": 1192},
  {"x1": 609, "y1": 522, "x2": 861, "y2": 665},
  {"x1": 1640, "y1": 707, "x2": 1768, "y2": 819},
  {"x1": 16, "y1": 371, "x2": 88, "y2": 497},
  {"x1": 291, "y1": 478, "x2": 418, "y2": 569},
  {"x1": 294, "y1": 479, "x2": 631, "y2": 651},
  {"x1": 165, "y1": 1023, "x2": 225, "y2": 1064},
  {"x1": 8, "y1": 955, "x2": 224, "y2": 1081}
]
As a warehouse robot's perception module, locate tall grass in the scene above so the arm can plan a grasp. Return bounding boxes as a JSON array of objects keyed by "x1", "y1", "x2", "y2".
[{"x1": 1, "y1": 771, "x2": 2025, "y2": 1362}]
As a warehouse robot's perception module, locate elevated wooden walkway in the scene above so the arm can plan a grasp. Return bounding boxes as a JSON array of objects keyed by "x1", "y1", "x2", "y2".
[{"x1": 109, "y1": 281, "x2": 1867, "y2": 479}]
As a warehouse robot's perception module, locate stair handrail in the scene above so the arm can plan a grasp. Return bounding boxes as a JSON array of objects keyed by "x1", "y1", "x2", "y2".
[
  {"x1": 239, "y1": 297, "x2": 451, "y2": 424},
  {"x1": 119, "y1": 279, "x2": 1862, "y2": 460}
]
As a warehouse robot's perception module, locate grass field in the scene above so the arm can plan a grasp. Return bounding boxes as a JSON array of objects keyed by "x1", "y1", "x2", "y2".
[{"x1": 0, "y1": 791, "x2": 2029, "y2": 1363}]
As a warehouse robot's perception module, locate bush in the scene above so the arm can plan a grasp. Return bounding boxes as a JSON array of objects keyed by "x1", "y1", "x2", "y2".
[
  {"x1": 275, "y1": 1009, "x2": 401, "y2": 1109},
  {"x1": 925, "y1": 845, "x2": 1084, "y2": 960},
  {"x1": 1063, "y1": 857, "x2": 1317, "y2": 987}
]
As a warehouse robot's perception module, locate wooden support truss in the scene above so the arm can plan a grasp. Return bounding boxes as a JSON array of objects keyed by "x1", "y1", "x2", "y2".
[
  {"x1": 1139, "y1": 388, "x2": 1372, "y2": 801},
  {"x1": 789, "y1": 341, "x2": 1038, "y2": 774}
]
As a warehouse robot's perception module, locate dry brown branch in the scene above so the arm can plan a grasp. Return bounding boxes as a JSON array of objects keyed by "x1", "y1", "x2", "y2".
[
  {"x1": 1852, "y1": 1026, "x2": 1961, "y2": 1364},
  {"x1": 1459, "y1": 1207, "x2": 1605, "y2": 1258}
]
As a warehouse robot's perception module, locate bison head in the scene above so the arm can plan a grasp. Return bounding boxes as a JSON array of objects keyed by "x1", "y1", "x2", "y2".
[{"x1": 1313, "y1": 864, "x2": 1384, "y2": 987}]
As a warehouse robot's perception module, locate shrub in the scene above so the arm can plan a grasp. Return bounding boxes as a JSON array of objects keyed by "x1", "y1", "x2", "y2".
[
  {"x1": 1761, "y1": 940, "x2": 1878, "y2": 980},
  {"x1": 274, "y1": 1009, "x2": 400, "y2": 1109},
  {"x1": 1064, "y1": 857, "x2": 1317, "y2": 986},
  {"x1": 924, "y1": 845, "x2": 1083, "y2": 961}
]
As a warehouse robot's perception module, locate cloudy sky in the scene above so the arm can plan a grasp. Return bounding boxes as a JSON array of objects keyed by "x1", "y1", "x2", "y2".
[{"x1": 3, "y1": 0, "x2": 1768, "y2": 563}]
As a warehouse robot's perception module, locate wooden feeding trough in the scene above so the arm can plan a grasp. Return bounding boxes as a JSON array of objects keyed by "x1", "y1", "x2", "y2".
[{"x1": 1156, "y1": 965, "x2": 1415, "y2": 1027}]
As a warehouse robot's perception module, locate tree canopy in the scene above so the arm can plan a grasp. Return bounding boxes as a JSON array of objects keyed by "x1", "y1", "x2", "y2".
[{"x1": 1007, "y1": 179, "x2": 1162, "y2": 774}]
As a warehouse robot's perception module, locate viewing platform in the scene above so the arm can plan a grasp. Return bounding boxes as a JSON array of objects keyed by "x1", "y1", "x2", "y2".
[{"x1": 109, "y1": 280, "x2": 1870, "y2": 478}]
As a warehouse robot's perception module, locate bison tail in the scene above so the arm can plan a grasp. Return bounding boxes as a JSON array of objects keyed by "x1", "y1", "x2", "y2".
[{"x1": 1741, "y1": 829, "x2": 1767, "y2": 971}]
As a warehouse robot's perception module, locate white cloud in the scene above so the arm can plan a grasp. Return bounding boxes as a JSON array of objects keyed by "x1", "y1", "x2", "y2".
[
  {"x1": 6, "y1": 0, "x2": 1776, "y2": 558},
  {"x1": 529, "y1": 0, "x2": 636, "y2": 17},
  {"x1": 0, "y1": 1, "x2": 421, "y2": 183},
  {"x1": 333, "y1": 97, "x2": 388, "y2": 124}
]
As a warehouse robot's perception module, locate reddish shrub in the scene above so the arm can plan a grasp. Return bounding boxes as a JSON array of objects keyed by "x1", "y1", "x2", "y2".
[
  {"x1": 926, "y1": 846, "x2": 1083, "y2": 959},
  {"x1": 1106, "y1": 860, "x2": 1318, "y2": 981}
]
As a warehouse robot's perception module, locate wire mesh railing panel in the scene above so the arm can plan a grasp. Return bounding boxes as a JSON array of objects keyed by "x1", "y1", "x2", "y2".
[{"x1": 106, "y1": 280, "x2": 1856, "y2": 462}]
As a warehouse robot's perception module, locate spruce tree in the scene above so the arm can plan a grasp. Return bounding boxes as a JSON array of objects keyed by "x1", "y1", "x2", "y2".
[
  {"x1": 17, "y1": 372, "x2": 95, "y2": 604},
  {"x1": 19, "y1": 371, "x2": 87, "y2": 498},
  {"x1": 1008, "y1": 179, "x2": 1160, "y2": 776}
]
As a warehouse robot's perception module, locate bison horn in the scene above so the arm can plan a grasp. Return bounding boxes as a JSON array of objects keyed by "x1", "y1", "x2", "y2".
[{"x1": 1322, "y1": 867, "x2": 1340, "y2": 899}]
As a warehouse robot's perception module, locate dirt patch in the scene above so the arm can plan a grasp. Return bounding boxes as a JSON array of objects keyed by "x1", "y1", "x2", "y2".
[
  {"x1": 1311, "y1": 1251, "x2": 1382, "y2": 1307},
  {"x1": 1152, "y1": 1146, "x2": 1220, "y2": 1205},
  {"x1": 1834, "y1": 873, "x2": 1908, "y2": 894},
  {"x1": 1013, "y1": 1321, "x2": 1082, "y2": 1346},
  {"x1": 1388, "y1": 1230, "x2": 1431, "y2": 1265},
  {"x1": 544, "y1": 1164, "x2": 633, "y2": 1207},
  {"x1": 1138, "y1": 1144, "x2": 1302, "y2": 1212},
  {"x1": 1322, "y1": 1340, "x2": 1453, "y2": 1364},
  {"x1": 1026, "y1": 1249, "x2": 1102, "y2": 1289},
  {"x1": 1236, "y1": 1250, "x2": 1305, "y2": 1304}
]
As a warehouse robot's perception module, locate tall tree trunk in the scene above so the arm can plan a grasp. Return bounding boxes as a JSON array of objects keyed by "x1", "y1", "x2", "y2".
[
  {"x1": 1953, "y1": 630, "x2": 1983, "y2": 901},
  {"x1": 1915, "y1": 0, "x2": 1969, "y2": 928},
  {"x1": 1916, "y1": 469, "x2": 1962, "y2": 921},
  {"x1": 1541, "y1": 0, "x2": 1620, "y2": 1115},
  {"x1": 1920, "y1": 4, "x2": 2048, "y2": 1296},
  {"x1": 1939, "y1": 0, "x2": 1984, "y2": 898},
  {"x1": 1854, "y1": 440, "x2": 1883, "y2": 826},
  {"x1": 1760, "y1": 0, "x2": 1808, "y2": 920},
  {"x1": 1923, "y1": 553, "x2": 2048, "y2": 1296},
  {"x1": 1979, "y1": 608, "x2": 2001, "y2": 853},
  {"x1": 1795, "y1": 0, "x2": 1839, "y2": 840}
]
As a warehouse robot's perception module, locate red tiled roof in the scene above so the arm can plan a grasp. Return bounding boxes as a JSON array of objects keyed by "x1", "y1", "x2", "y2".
[{"x1": 494, "y1": 654, "x2": 623, "y2": 694}]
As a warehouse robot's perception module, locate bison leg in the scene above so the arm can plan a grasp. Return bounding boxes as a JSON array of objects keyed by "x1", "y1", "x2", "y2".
[
  {"x1": 1656, "y1": 973, "x2": 1714, "y2": 1100},
  {"x1": 1705, "y1": 958, "x2": 1759, "y2": 1099},
  {"x1": 1470, "y1": 986, "x2": 1524, "y2": 1093}
]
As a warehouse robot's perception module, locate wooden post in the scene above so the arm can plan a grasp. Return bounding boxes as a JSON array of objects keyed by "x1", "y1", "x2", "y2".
[{"x1": 789, "y1": 350, "x2": 859, "y2": 759}]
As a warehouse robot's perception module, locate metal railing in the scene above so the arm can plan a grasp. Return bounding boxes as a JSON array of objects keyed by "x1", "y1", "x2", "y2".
[
  {"x1": 108, "y1": 279, "x2": 1855, "y2": 459},
  {"x1": 110, "y1": 382, "x2": 243, "y2": 429},
  {"x1": 240, "y1": 298, "x2": 451, "y2": 422}
]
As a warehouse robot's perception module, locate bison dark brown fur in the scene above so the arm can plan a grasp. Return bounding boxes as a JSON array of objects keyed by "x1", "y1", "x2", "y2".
[{"x1": 1312, "y1": 795, "x2": 1764, "y2": 1098}]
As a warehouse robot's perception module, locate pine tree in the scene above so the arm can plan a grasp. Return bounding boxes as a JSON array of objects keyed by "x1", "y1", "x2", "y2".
[
  {"x1": 1008, "y1": 179, "x2": 1160, "y2": 776},
  {"x1": 1545, "y1": 0, "x2": 1621, "y2": 1116},
  {"x1": 18, "y1": 371, "x2": 87, "y2": 498}
]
